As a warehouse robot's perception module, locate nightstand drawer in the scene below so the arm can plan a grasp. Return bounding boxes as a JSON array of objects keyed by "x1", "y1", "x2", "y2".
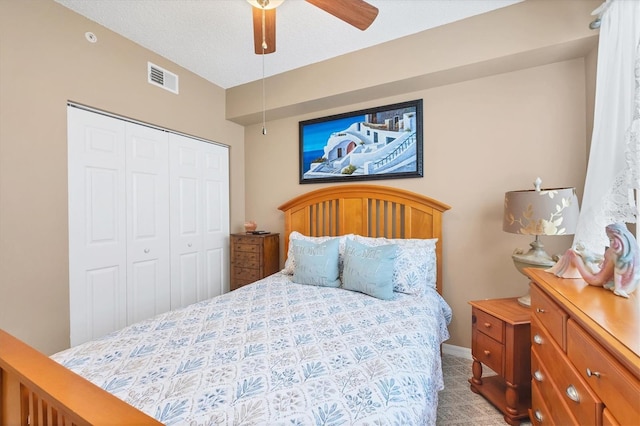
[
  {"x1": 233, "y1": 266, "x2": 260, "y2": 281},
  {"x1": 567, "y1": 319, "x2": 640, "y2": 426},
  {"x1": 233, "y1": 235, "x2": 262, "y2": 245},
  {"x1": 232, "y1": 250, "x2": 259, "y2": 267},
  {"x1": 473, "y1": 330, "x2": 503, "y2": 375},
  {"x1": 233, "y1": 243, "x2": 260, "y2": 253},
  {"x1": 472, "y1": 308, "x2": 504, "y2": 343},
  {"x1": 530, "y1": 284, "x2": 567, "y2": 349}
]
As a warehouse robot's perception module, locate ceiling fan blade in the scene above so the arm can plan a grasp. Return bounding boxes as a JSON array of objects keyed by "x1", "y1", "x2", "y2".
[
  {"x1": 305, "y1": 0, "x2": 378, "y2": 31},
  {"x1": 252, "y1": 6, "x2": 276, "y2": 54}
]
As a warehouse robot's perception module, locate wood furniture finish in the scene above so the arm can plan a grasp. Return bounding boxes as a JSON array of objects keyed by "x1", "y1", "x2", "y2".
[
  {"x1": 278, "y1": 184, "x2": 451, "y2": 295},
  {"x1": 469, "y1": 297, "x2": 531, "y2": 425},
  {"x1": 0, "y1": 184, "x2": 450, "y2": 422},
  {"x1": 0, "y1": 330, "x2": 161, "y2": 426},
  {"x1": 230, "y1": 232, "x2": 279, "y2": 290},
  {"x1": 525, "y1": 268, "x2": 640, "y2": 426}
]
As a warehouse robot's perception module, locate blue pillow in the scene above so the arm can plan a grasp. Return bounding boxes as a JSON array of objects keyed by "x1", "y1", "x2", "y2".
[
  {"x1": 342, "y1": 239, "x2": 398, "y2": 300},
  {"x1": 291, "y1": 238, "x2": 341, "y2": 287}
]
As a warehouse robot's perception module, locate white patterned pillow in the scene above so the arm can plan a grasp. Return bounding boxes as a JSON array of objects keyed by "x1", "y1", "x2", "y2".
[
  {"x1": 353, "y1": 235, "x2": 438, "y2": 295},
  {"x1": 283, "y1": 231, "x2": 352, "y2": 275}
]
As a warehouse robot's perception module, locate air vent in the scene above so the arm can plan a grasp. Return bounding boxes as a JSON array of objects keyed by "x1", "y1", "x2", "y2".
[{"x1": 147, "y1": 62, "x2": 179, "y2": 94}]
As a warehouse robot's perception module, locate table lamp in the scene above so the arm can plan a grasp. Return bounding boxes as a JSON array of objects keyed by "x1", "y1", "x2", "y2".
[{"x1": 503, "y1": 177, "x2": 579, "y2": 306}]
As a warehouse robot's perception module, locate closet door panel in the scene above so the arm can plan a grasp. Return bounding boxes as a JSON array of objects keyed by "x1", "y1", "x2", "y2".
[
  {"x1": 126, "y1": 124, "x2": 171, "y2": 324},
  {"x1": 170, "y1": 139, "x2": 203, "y2": 308},
  {"x1": 202, "y1": 147, "x2": 229, "y2": 299},
  {"x1": 170, "y1": 134, "x2": 229, "y2": 308},
  {"x1": 68, "y1": 107, "x2": 127, "y2": 346}
]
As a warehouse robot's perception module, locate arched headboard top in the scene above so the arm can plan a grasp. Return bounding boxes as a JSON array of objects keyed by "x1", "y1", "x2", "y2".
[{"x1": 278, "y1": 184, "x2": 451, "y2": 294}]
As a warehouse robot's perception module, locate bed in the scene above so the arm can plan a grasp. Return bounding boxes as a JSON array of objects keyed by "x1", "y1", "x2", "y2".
[{"x1": 0, "y1": 184, "x2": 451, "y2": 426}]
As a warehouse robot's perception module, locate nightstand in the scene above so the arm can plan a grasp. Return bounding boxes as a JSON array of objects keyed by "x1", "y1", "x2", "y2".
[
  {"x1": 469, "y1": 298, "x2": 531, "y2": 426},
  {"x1": 230, "y1": 233, "x2": 279, "y2": 290}
]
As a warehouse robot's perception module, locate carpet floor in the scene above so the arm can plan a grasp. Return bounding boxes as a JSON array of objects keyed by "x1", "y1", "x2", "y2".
[{"x1": 438, "y1": 353, "x2": 532, "y2": 426}]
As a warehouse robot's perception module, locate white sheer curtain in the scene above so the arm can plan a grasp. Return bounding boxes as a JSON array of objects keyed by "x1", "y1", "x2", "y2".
[{"x1": 573, "y1": 0, "x2": 640, "y2": 254}]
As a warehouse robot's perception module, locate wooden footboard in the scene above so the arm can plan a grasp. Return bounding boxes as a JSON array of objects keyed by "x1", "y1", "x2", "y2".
[{"x1": 0, "y1": 330, "x2": 160, "y2": 426}]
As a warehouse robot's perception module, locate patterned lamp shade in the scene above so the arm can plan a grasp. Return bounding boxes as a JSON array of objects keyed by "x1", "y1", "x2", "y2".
[{"x1": 503, "y1": 182, "x2": 579, "y2": 236}]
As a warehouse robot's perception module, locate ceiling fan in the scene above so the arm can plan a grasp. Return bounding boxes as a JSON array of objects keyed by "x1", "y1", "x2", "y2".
[{"x1": 247, "y1": 0, "x2": 379, "y2": 54}]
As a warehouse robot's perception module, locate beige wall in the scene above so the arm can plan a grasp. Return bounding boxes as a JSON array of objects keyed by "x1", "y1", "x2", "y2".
[
  {"x1": 239, "y1": 0, "x2": 600, "y2": 349},
  {"x1": 0, "y1": 0, "x2": 244, "y2": 354}
]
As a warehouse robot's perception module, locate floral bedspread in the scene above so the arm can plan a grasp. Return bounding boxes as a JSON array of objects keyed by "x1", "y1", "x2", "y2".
[{"x1": 52, "y1": 273, "x2": 452, "y2": 425}]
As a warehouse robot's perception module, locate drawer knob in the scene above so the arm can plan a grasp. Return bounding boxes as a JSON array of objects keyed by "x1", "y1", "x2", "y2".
[
  {"x1": 533, "y1": 334, "x2": 543, "y2": 345},
  {"x1": 533, "y1": 370, "x2": 544, "y2": 382},
  {"x1": 565, "y1": 385, "x2": 580, "y2": 403},
  {"x1": 534, "y1": 409, "x2": 543, "y2": 423},
  {"x1": 483, "y1": 322, "x2": 492, "y2": 328},
  {"x1": 483, "y1": 350, "x2": 491, "y2": 357},
  {"x1": 586, "y1": 368, "x2": 601, "y2": 378},
  {"x1": 536, "y1": 307, "x2": 545, "y2": 313}
]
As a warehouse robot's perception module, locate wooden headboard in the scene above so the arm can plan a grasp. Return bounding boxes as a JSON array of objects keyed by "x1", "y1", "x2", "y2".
[{"x1": 278, "y1": 184, "x2": 451, "y2": 294}]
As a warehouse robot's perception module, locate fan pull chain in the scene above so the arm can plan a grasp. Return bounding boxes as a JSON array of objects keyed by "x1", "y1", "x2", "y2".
[{"x1": 261, "y1": 7, "x2": 267, "y2": 135}]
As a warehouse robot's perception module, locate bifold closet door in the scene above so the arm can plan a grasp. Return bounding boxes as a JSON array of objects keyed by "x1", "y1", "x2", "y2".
[
  {"x1": 68, "y1": 107, "x2": 128, "y2": 346},
  {"x1": 68, "y1": 107, "x2": 171, "y2": 346},
  {"x1": 125, "y1": 124, "x2": 171, "y2": 325},
  {"x1": 169, "y1": 133, "x2": 229, "y2": 309}
]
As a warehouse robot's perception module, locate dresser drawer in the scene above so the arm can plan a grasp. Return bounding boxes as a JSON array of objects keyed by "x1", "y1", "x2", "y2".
[
  {"x1": 233, "y1": 243, "x2": 260, "y2": 253},
  {"x1": 531, "y1": 348, "x2": 576, "y2": 426},
  {"x1": 472, "y1": 307, "x2": 504, "y2": 343},
  {"x1": 473, "y1": 330, "x2": 503, "y2": 375},
  {"x1": 533, "y1": 321, "x2": 602, "y2": 425},
  {"x1": 530, "y1": 284, "x2": 567, "y2": 349},
  {"x1": 567, "y1": 319, "x2": 640, "y2": 426}
]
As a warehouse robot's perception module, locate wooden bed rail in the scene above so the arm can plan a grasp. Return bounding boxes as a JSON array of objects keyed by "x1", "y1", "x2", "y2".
[{"x1": 0, "y1": 329, "x2": 160, "y2": 426}]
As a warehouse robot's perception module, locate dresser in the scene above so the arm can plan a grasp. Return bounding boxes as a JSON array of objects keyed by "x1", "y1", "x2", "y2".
[
  {"x1": 469, "y1": 298, "x2": 531, "y2": 425},
  {"x1": 230, "y1": 233, "x2": 279, "y2": 290},
  {"x1": 525, "y1": 268, "x2": 640, "y2": 426}
]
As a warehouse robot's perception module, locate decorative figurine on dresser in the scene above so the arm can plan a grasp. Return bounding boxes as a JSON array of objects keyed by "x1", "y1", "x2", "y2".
[
  {"x1": 549, "y1": 222, "x2": 640, "y2": 298},
  {"x1": 230, "y1": 227, "x2": 279, "y2": 291}
]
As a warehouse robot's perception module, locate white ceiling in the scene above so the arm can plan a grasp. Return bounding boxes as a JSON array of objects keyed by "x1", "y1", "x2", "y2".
[{"x1": 54, "y1": 0, "x2": 522, "y2": 89}]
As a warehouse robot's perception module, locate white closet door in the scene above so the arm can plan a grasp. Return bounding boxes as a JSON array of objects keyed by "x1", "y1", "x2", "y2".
[
  {"x1": 125, "y1": 124, "x2": 170, "y2": 324},
  {"x1": 68, "y1": 107, "x2": 127, "y2": 346},
  {"x1": 169, "y1": 134, "x2": 229, "y2": 309}
]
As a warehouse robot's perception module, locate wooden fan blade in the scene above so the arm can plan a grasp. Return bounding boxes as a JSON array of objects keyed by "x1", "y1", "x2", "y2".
[
  {"x1": 305, "y1": 0, "x2": 378, "y2": 31},
  {"x1": 252, "y1": 7, "x2": 276, "y2": 54}
]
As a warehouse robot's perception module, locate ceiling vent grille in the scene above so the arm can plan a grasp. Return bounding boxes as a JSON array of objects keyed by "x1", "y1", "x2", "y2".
[{"x1": 148, "y1": 62, "x2": 179, "y2": 94}]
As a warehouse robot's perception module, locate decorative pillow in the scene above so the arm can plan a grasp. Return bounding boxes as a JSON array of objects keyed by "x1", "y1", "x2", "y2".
[
  {"x1": 342, "y1": 238, "x2": 397, "y2": 300},
  {"x1": 283, "y1": 231, "x2": 352, "y2": 275},
  {"x1": 353, "y1": 235, "x2": 438, "y2": 295},
  {"x1": 291, "y1": 238, "x2": 341, "y2": 288}
]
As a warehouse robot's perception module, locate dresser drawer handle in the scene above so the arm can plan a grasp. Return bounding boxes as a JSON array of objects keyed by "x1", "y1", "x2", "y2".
[
  {"x1": 565, "y1": 385, "x2": 580, "y2": 403},
  {"x1": 534, "y1": 409, "x2": 543, "y2": 423},
  {"x1": 483, "y1": 322, "x2": 492, "y2": 328},
  {"x1": 586, "y1": 368, "x2": 601, "y2": 378},
  {"x1": 535, "y1": 307, "x2": 545, "y2": 313},
  {"x1": 533, "y1": 334, "x2": 543, "y2": 345},
  {"x1": 533, "y1": 370, "x2": 544, "y2": 382},
  {"x1": 483, "y1": 350, "x2": 491, "y2": 357}
]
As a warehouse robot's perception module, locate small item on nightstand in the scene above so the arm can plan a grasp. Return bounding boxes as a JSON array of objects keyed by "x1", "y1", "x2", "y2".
[
  {"x1": 250, "y1": 230, "x2": 270, "y2": 235},
  {"x1": 244, "y1": 220, "x2": 257, "y2": 233}
]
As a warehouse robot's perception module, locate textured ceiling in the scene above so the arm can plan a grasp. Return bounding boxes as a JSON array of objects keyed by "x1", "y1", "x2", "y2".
[{"x1": 54, "y1": 0, "x2": 522, "y2": 89}]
